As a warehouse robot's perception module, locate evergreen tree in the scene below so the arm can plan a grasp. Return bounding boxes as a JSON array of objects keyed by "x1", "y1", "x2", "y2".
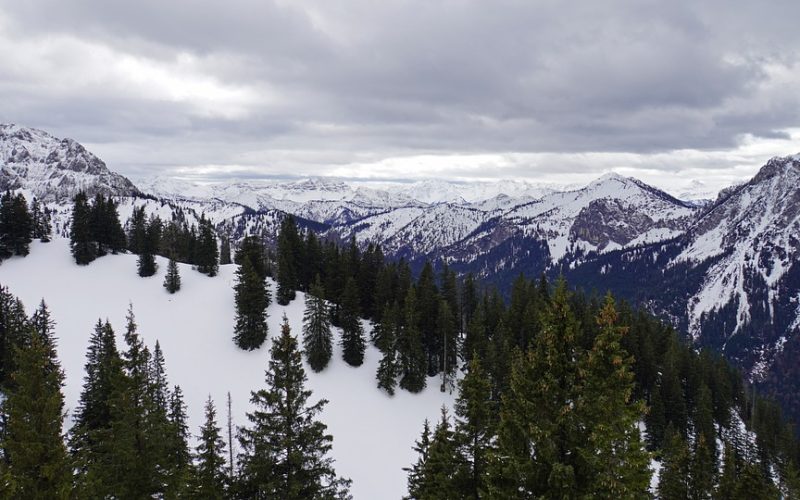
[
  {"x1": 415, "y1": 408, "x2": 458, "y2": 499},
  {"x1": 452, "y1": 356, "x2": 493, "y2": 499},
  {"x1": 237, "y1": 316, "x2": 351, "y2": 499},
  {"x1": 30, "y1": 196, "x2": 52, "y2": 242},
  {"x1": 0, "y1": 331, "x2": 71, "y2": 499},
  {"x1": 235, "y1": 235, "x2": 267, "y2": 280},
  {"x1": 193, "y1": 396, "x2": 228, "y2": 499},
  {"x1": 340, "y1": 277, "x2": 365, "y2": 367},
  {"x1": 690, "y1": 434, "x2": 716, "y2": 500},
  {"x1": 717, "y1": 441, "x2": 739, "y2": 499},
  {"x1": 276, "y1": 216, "x2": 300, "y2": 305},
  {"x1": 219, "y1": 236, "x2": 232, "y2": 265},
  {"x1": 376, "y1": 302, "x2": 399, "y2": 396},
  {"x1": 302, "y1": 277, "x2": 333, "y2": 372},
  {"x1": 166, "y1": 385, "x2": 193, "y2": 498},
  {"x1": 0, "y1": 192, "x2": 33, "y2": 257},
  {"x1": 164, "y1": 256, "x2": 181, "y2": 293},
  {"x1": 398, "y1": 287, "x2": 427, "y2": 393},
  {"x1": 196, "y1": 215, "x2": 219, "y2": 276},
  {"x1": 404, "y1": 419, "x2": 432, "y2": 500},
  {"x1": 489, "y1": 280, "x2": 582, "y2": 499},
  {"x1": 657, "y1": 425, "x2": 691, "y2": 500},
  {"x1": 233, "y1": 257, "x2": 270, "y2": 351},
  {"x1": 437, "y1": 300, "x2": 458, "y2": 392},
  {"x1": 576, "y1": 295, "x2": 651, "y2": 497},
  {"x1": 138, "y1": 251, "x2": 157, "y2": 277},
  {"x1": 70, "y1": 192, "x2": 96, "y2": 265}
]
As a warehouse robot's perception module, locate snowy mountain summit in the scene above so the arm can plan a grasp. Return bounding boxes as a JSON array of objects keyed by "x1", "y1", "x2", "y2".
[{"x1": 0, "y1": 124, "x2": 139, "y2": 202}]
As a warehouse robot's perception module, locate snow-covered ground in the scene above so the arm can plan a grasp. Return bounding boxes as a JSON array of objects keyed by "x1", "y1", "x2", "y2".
[{"x1": 0, "y1": 239, "x2": 454, "y2": 499}]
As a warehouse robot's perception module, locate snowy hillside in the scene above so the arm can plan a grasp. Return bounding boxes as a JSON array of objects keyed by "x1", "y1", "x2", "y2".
[
  {"x1": 0, "y1": 124, "x2": 139, "y2": 202},
  {"x1": 0, "y1": 239, "x2": 454, "y2": 499}
]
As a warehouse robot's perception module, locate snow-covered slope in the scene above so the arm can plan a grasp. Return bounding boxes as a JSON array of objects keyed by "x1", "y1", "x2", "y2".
[
  {"x1": 0, "y1": 124, "x2": 139, "y2": 202},
  {"x1": 0, "y1": 239, "x2": 453, "y2": 499}
]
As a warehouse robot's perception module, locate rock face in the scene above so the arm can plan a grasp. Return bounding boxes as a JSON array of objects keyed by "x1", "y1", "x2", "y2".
[{"x1": 0, "y1": 124, "x2": 139, "y2": 202}]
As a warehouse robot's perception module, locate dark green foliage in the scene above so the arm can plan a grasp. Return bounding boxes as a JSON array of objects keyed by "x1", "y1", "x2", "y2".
[
  {"x1": 233, "y1": 257, "x2": 270, "y2": 351},
  {"x1": 657, "y1": 425, "x2": 691, "y2": 499},
  {"x1": 436, "y1": 299, "x2": 457, "y2": 392},
  {"x1": 166, "y1": 385, "x2": 193, "y2": 497},
  {"x1": 234, "y1": 235, "x2": 268, "y2": 280},
  {"x1": 303, "y1": 277, "x2": 333, "y2": 372},
  {"x1": 0, "y1": 191, "x2": 33, "y2": 258},
  {"x1": 276, "y1": 215, "x2": 301, "y2": 305},
  {"x1": 164, "y1": 256, "x2": 181, "y2": 293},
  {"x1": 376, "y1": 302, "x2": 399, "y2": 395},
  {"x1": 0, "y1": 331, "x2": 70, "y2": 499},
  {"x1": 452, "y1": 356, "x2": 493, "y2": 499},
  {"x1": 196, "y1": 215, "x2": 219, "y2": 277},
  {"x1": 193, "y1": 396, "x2": 228, "y2": 499},
  {"x1": 237, "y1": 317, "x2": 351, "y2": 499},
  {"x1": 404, "y1": 419, "x2": 431, "y2": 500},
  {"x1": 340, "y1": 277, "x2": 365, "y2": 367},
  {"x1": 219, "y1": 236, "x2": 232, "y2": 265},
  {"x1": 0, "y1": 287, "x2": 29, "y2": 389},
  {"x1": 398, "y1": 287, "x2": 427, "y2": 393},
  {"x1": 30, "y1": 196, "x2": 52, "y2": 242},
  {"x1": 70, "y1": 192, "x2": 96, "y2": 265},
  {"x1": 412, "y1": 408, "x2": 458, "y2": 499},
  {"x1": 137, "y1": 214, "x2": 162, "y2": 277}
]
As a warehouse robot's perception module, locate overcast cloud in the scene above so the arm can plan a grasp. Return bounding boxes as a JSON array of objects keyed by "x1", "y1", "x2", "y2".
[{"x1": 1, "y1": 0, "x2": 799, "y2": 193}]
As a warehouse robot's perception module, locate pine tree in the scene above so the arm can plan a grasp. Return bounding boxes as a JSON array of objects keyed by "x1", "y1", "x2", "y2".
[
  {"x1": 340, "y1": 277, "x2": 365, "y2": 367},
  {"x1": 0, "y1": 192, "x2": 33, "y2": 257},
  {"x1": 657, "y1": 425, "x2": 691, "y2": 500},
  {"x1": 489, "y1": 280, "x2": 582, "y2": 499},
  {"x1": 690, "y1": 434, "x2": 716, "y2": 500},
  {"x1": 70, "y1": 192, "x2": 96, "y2": 265},
  {"x1": 164, "y1": 256, "x2": 181, "y2": 293},
  {"x1": 138, "y1": 251, "x2": 157, "y2": 277},
  {"x1": 276, "y1": 216, "x2": 300, "y2": 305},
  {"x1": 416, "y1": 408, "x2": 458, "y2": 499},
  {"x1": 404, "y1": 419, "x2": 432, "y2": 500},
  {"x1": 452, "y1": 355, "x2": 493, "y2": 499},
  {"x1": 237, "y1": 316, "x2": 351, "y2": 499},
  {"x1": 398, "y1": 287, "x2": 427, "y2": 393},
  {"x1": 196, "y1": 215, "x2": 219, "y2": 276},
  {"x1": 219, "y1": 236, "x2": 232, "y2": 265},
  {"x1": 166, "y1": 385, "x2": 192, "y2": 498},
  {"x1": 437, "y1": 300, "x2": 458, "y2": 392},
  {"x1": 0, "y1": 331, "x2": 71, "y2": 499},
  {"x1": 233, "y1": 257, "x2": 270, "y2": 351},
  {"x1": 69, "y1": 319, "x2": 126, "y2": 497},
  {"x1": 302, "y1": 277, "x2": 333, "y2": 372},
  {"x1": 576, "y1": 295, "x2": 651, "y2": 497},
  {"x1": 193, "y1": 396, "x2": 228, "y2": 499},
  {"x1": 717, "y1": 441, "x2": 739, "y2": 499},
  {"x1": 234, "y1": 235, "x2": 267, "y2": 280},
  {"x1": 376, "y1": 302, "x2": 399, "y2": 396}
]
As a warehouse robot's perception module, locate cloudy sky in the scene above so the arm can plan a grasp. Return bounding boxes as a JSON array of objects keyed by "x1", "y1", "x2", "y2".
[{"x1": 1, "y1": 0, "x2": 799, "y2": 195}]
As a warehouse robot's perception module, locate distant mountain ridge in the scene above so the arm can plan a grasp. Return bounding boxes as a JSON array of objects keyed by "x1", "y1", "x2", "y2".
[{"x1": 3, "y1": 123, "x2": 799, "y2": 422}]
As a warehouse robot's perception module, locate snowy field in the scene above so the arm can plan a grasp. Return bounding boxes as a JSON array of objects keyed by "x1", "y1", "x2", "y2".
[{"x1": 0, "y1": 239, "x2": 455, "y2": 499}]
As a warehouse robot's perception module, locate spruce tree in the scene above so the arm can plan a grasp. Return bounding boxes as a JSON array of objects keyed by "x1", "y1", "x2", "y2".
[
  {"x1": 302, "y1": 277, "x2": 333, "y2": 372},
  {"x1": 657, "y1": 425, "x2": 690, "y2": 500},
  {"x1": 0, "y1": 192, "x2": 33, "y2": 257},
  {"x1": 276, "y1": 216, "x2": 300, "y2": 305},
  {"x1": 196, "y1": 215, "x2": 219, "y2": 276},
  {"x1": 235, "y1": 235, "x2": 267, "y2": 280},
  {"x1": 404, "y1": 419, "x2": 432, "y2": 500},
  {"x1": 416, "y1": 408, "x2": 458, "y2": 499},
  {"x1": 576, "y1": 295, "x2": 651, "y2": 497},
  {"x1": 0, "y1": 331, "x2": 71, "y2": 499},
  {"x1": 340, "y1": 277, "x2": 365, "y2": 367},
  {"x1": 398, "y1": 287, "x2": 427, "y2": 393},
  {"x1": 690, "y1": 434, "x2": 716, "y2": 499},
  {"x1": 193, "y1": 396, "x2": 228, "y2": 499},
  {"x1": 452, "y1": 355, "x2": 493, "y2": 499},
  {"x1": 376, "y1": 302, "x2": 399, "y2": 396},
  {"x1": 233, "y1": 257, "x2": 270, "y2": 351},
  {"x1": 237, "y1": 316, "x2": 351, "y2": 499},
  {"x1": 70, "y1": 192, "x2": 96, "y2": 265},
  {"x1": 437, "y1": 300, "x2": 458, "y2": 392},
  {"x1": 219, "y1": 236, "x2": 232, "y2": 265},
  {"x1": 166, "y1": 385, "x2": 193, "y2": 498},
  {"x1": 164, "y1": 256, "x2": 181, "y2": 293}
]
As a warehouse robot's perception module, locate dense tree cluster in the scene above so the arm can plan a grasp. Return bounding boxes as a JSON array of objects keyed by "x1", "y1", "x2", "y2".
[
  {"x1": 0, "y1": 287, "x2": 348, "y2": 499},
  {"x1": 69, "y1": 192, "x2": 125, "y2": 265},
  {"x1": 0, "y1": 191, "x2": 51, "y2": 260}
]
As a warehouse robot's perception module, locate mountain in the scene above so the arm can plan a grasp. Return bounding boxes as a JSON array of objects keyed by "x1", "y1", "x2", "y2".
[
  {"x1": 0, "y1": 124, "x2": 139, "y2": 201},
  {"x1": 563, "y1": 154, "x2": 800, "y2": 422},
  {"x1": 3, "y1": 123, "x2": 800, "y2": 423}
]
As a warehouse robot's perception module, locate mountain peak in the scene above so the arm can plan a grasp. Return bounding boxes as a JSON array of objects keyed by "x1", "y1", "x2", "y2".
[{"x1": 0, "y1": 123, "x2": 139, "y2": 201}]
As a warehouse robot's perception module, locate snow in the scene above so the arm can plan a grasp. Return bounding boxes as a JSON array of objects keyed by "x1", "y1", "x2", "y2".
[{"x1": 0, "y1": 239, "x2": 454, "y2": 499}]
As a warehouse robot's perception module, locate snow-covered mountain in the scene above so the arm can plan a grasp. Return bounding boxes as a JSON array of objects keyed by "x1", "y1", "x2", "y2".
[
  {"x1": 0, "y1": 124, "x2": 139, "y2": 202},
  {"x1": 4, "y1": 123, "x2": 800, "y2": 424}
]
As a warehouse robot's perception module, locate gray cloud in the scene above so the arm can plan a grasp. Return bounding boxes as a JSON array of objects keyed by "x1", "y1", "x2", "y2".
[{"x1": 0, "y1": 0, "x2": 799, "y2": 187}]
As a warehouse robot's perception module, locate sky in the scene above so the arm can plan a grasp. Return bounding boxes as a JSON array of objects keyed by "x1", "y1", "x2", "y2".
[{"x1": 1, "y1": 0, "x2": 799, "y2": 195}]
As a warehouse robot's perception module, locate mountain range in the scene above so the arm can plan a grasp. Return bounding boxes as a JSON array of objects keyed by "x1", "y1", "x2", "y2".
[{"x1": 2, "y1": 124, "x2": 799, "y2": 422}]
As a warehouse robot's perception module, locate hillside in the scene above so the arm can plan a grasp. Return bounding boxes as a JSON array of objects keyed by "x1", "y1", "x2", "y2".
[{"x1": 0, "y1": 239, "x2": 453, "y2": 499}]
